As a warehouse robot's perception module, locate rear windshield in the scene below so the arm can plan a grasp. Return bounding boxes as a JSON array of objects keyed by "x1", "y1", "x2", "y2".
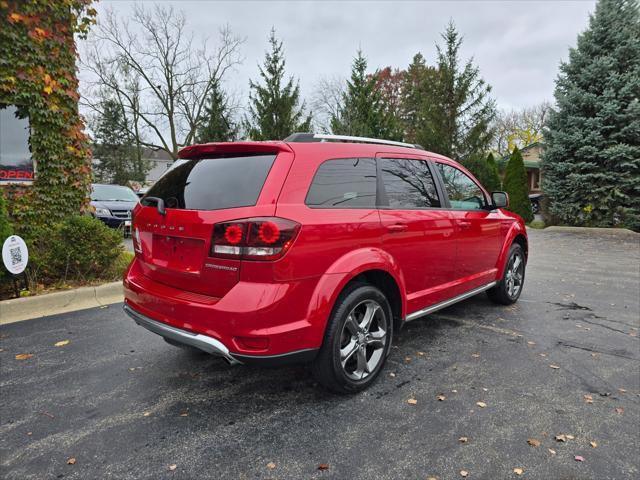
[{"x1": 144, "y1": 154, "x2": 276, "y2": 210}]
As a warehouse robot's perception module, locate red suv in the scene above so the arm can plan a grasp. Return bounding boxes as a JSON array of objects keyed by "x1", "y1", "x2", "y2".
[{"x1": 123, "y1": 134, "x2": 527, "y2": 393}]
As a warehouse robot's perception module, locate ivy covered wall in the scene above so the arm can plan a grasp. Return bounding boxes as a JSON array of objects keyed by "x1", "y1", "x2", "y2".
[{"x1": 0, "y1": 0, "x2": 96, "y2": 238}]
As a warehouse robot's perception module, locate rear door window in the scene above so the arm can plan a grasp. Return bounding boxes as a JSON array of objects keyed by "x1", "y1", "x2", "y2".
[
  {"x1": 306, "y1": 158, "x2": 377, "y2": 208},
  {"x1": 379, "y1": 158, "x2": 441, "y2": 208},
  {"x1": 144, "y1": 154, "x2": 276, "y2": 210}
]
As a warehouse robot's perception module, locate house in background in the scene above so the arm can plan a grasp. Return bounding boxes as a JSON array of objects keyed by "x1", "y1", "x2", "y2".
[
  {"x1": 142, "y1": 148, "x2": 174, "y2": 185},
  {"x1": 498, "y1": 142, "x2": 543, "y2": 194}
]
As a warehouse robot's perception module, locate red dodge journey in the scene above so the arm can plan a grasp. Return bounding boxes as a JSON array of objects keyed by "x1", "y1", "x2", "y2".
[{"x1": 123, "y1": 133, "x2": 527, "y2": 393}]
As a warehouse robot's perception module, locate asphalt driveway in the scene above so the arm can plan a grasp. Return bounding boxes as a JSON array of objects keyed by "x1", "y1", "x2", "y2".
[{"x1": 1, "y1": 229, "x2": 639, "y2": 479}]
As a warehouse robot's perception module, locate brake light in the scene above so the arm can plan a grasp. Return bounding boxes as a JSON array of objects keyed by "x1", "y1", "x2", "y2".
[{"x1": 210, "y1": 217, "x2": 300, "y2": 261}]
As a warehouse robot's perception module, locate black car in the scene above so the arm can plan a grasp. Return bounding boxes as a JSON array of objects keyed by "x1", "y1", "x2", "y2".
[
  {"x1": 90, "y1": 184, "x2": 139, "y2": 235},
  {"x1": 529, "y1": 193, "x2": 544, "y2": 214}
]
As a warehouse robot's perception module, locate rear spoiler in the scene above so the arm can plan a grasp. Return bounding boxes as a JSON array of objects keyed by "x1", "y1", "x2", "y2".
[{"x1": 178, "y1": 141, "x2": 293, "y2": 159}]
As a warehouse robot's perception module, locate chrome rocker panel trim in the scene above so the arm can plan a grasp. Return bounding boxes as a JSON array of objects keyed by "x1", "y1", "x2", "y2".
[
  {"x1": 123, "y1": 304, "x2": 242, "y2": 365},
  {"x1": 405, "y1": 281, "x2": 497, "y2": 322}
]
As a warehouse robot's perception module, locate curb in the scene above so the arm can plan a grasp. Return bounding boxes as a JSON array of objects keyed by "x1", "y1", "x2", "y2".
[
  {"x1": 544, "y1": 226, "x2": 639, "y2": 236},
  {"x1": 0, "y1": 282, "x2": 123, "y2": 325}
]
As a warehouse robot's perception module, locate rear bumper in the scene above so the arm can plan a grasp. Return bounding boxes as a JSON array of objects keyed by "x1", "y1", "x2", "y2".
[
  {"x1": 123, "y1": 304, "x2": 241, "y2": 364},
  {"x1": 123, "y1": 258, "x2": 323, "y2": 362}
]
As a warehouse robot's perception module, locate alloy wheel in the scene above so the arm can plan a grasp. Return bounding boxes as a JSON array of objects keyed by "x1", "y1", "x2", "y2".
[
  {"x1": 505, "y1": 252, "x2": 524, "y2": 299},
  {"x1": 339, "y1": 299, "x2": 388, "y2": 381}
]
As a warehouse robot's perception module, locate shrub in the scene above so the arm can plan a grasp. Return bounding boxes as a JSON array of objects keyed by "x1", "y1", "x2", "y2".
[
  {"x1": 504, "y1": 147, "x2": 534, "y2": 223},
  {"x1": 0, "y1": 192, "x2": 13, "y2": 280},
  {"x1": 485, "y1": 153, "x2": 502, "y2": 192},
  {"x1": 33, "y1": 215, "x2": 123, "y2": 283}
]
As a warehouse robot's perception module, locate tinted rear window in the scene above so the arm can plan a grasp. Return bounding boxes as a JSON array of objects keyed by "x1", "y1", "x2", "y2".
[
  {"x1": 144, "y1": 154, "x2": 275, "y2": 210},
  {"x1": 305, "y1": 158, "x2": 377, "y2": 208}
]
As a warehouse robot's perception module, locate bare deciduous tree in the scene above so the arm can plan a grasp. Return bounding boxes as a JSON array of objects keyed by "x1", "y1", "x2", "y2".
[
  {"x1": 311, "y1": 75, "x2": 346, "y2": 133},
  {"x1": 81, "y1": 5, "x2": 244, "y2": 159},
  {"x1": 493, "y1": 101, "x2": 552, "y2": 157}
]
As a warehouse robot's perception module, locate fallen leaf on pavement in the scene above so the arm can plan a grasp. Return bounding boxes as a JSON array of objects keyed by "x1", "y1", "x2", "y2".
[
  {"x1": 590, "y1": 441, "x2": 597, "y2": 448},
  {"x1": 67, "y1": 458, "x2": 76, "y2": 465},
  {"x1": 575, "y1": 455, "x2": 585, "y2": 462},
  {"x1": 405, "y1": 356, "x2": 412, "y2": 363},
  {"x1": 266, "y1": 462, "x2": 276, "y2": 470},
  {"x1": 527, "y1": 438, "x2": 540, "y2": 447},
  {"x1": 437, "y1": 395, "x2": 446, "y2": 401},
  {"x1": 168, "y1": 464, "x2": 177, "y2": 471},
  {"x1": 452, "y1": 389, "x2": 458, "y2": 393},
  {"x1": 54, "y1": 340, "x2": 70, "y2": 347},
  {"x1": 389, "y1": 372, "x2": 396, "y2": 377},
  {"x1": 460, "y1": 470, "x2": 469, "y2": 478},
  {"x1": 555, "y1": 434, "x2": 567, "y2": 442},
  {"x1": 549, "y1": 364, "x2": 560, "y2": 369},
  {"x1": 476, "y1": 402, "x2": 487, "y2": 408},
  {"x1": 618, "y1": 388, "x2": 626, "y2": 393},
  {"x1": 15, "y1": 353, "x2": 33, "y2": 360},
  {"x1": 527, "y1": 341, "x2": 536, "y2": 346},
  {"x1": 317, "y1": 464, "x2": 329, "y2": 470},
  {"x1": 143, "y1": 412, "x2": 151, "y2": 417},
  {"x1": 584, "y1": 394, "x2": 593, "y2": 404},
  {"x1": 539, "y1": 353, "x2": 547, "y2": 357},
  {"x1": 548, "y1": 448, "x2": 556, "y2": 455},
  {"x1": 459, "y1": 436, "x2": 469, "y2": 443},
  {"x1": 566, "y1": 434, "x2": 575, "y2": 440},
  {"x1": 417, "y1": 351, "x2": 425, "y2": 356},
  {"x1": 615, "y1": 407, "x2": 624, "y2": 414},
  {"x1": 471, "y1": 353, "x2": 480, "y2": 358},
  {"x1": 407, "y1": 398, "x2": 418, "y2": 405},
  {"x1": 179, "y1": 411, "x2": 189, "y2": 417},
  {"x1": 513, "y1": 467, "x2": 524, "y2": 475}
]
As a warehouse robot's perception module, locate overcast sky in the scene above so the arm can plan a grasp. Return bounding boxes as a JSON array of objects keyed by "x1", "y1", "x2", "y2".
[{"x1": 85, "y1": 0, "x2": 597, "y2": 114}]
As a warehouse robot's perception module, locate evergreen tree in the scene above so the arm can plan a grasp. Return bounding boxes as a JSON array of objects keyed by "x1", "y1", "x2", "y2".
[
  {"x1": 485, "y1": 153, "x2": 502, "y2": 192},
  {"x1": 542, "y1": 0, "x2": 640, "y2": 230},
  {"x1": 461, "y1": 154, "x2": 493, "y2": 191},
  {"x1": 196, "y1": 80, "x2": 236, "y2": 143},
  {"x1": 402, "y1": 53, "x2": 439, "y2": 144},
  {"x1": 504, "y1": 148, "x2": 534, "y2": 222},
  {"x1": 331, "y1": 50, "x2": 399, "y2": 139},
  {"x1": 416, "y1": 22, "x2": 496, "y2": 162},
  {"x1": 92, "y1": 99, "x2": 146, "y2": 184},
  {"x1": 245, "y1": 29, "x2": 312, "y2": 140}
]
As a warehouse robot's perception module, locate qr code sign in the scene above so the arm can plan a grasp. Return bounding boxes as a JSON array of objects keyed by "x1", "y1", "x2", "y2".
[
  {"x1": 3, "y1": 235, "x2": 29, "y2": 274},
  {"x1": 10, "y1": 246, "x2": 22, "y2": 266}
]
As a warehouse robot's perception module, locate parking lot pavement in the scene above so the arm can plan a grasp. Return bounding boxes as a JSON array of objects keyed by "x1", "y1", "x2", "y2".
[{"x1": 1, "y1": 229, "x2": 639, "y2": 479}]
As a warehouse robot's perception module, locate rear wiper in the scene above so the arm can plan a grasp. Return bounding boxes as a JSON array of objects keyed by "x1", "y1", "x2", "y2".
[{"x1": 142, "y1": 196, "x2": 166, "y2": 215}]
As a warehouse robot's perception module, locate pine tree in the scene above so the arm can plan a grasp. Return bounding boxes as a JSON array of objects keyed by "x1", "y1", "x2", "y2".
[
  {"x1": 92, "y1": 99, "x2": 146, "y2": 185},
  {"x1": 330, "y1": 50, "x2": 399, "y2": 139},
  {"x1": 542, "y1": 0, "x2": 640, "y2": 230},
  {"x1": 485, "y1": 153, "x2": 502, "y2": 192},
  {"x1": 504, "y1": 148, "x2": 534, "y2": 222},
  {"x1": 402, "y1": 53, "x2": 439, "y2": 144},
  {"x1": 196, "y1": 80, "x2": 236, "y2": 143},
  {"x1": 416, "y1": 22, "x2": 496, "y2": 162},
  {"x1": 245, "y1": 29, "x2": 312, "y2": 140}
]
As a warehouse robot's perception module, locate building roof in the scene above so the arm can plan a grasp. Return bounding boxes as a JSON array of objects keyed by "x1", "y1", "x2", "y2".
[{"x1": 498, "y1": 142, "x2": 544, "y2": 169}]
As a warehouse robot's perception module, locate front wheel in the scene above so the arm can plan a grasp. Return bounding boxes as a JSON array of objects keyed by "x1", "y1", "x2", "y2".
[
  {"x1": 312, "y1": 283, "x2": 393, "y2": 394},
  {"x1": 487, "y1": 243, "x2": 526, "y2": 305}
]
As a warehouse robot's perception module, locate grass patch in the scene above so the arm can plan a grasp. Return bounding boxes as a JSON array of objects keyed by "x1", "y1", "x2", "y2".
[{"x1": 528, "y1": 220, "x2": 546, "y2": 229}]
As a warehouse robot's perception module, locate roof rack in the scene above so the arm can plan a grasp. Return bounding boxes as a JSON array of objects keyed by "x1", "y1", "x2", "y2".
[{"x1": 284, "y1": 133, "x2": 422, "y2": 149}]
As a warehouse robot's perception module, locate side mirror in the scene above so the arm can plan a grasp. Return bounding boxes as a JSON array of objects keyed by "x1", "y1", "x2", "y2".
[{"x1": 491, "y1": 191, "x2": 509, "y2": 209}]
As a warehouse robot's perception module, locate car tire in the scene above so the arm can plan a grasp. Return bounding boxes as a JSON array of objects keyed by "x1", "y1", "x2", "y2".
[
  {"x1": 487, "y1": 243, "x2": 526, "y2": 305},
  {"x1": 311, "y1": 283, "x2": 393, "y2": 394}
]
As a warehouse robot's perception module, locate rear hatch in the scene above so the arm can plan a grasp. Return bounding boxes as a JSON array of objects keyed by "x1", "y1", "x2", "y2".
[{"x1": 133, "y1": 143, "x2": 292, "y2": 298}]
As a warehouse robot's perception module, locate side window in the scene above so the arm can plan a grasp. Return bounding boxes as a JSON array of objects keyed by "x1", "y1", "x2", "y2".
[
  {"x1": 437, "y1": 163, "x2": 486, "y2": 210},
  {"x1": 379, "y1": 158, "x2": 440, "y2": 208},
  {"x1": 305, "y1": 158, "x2": 377, "y2": 208}
]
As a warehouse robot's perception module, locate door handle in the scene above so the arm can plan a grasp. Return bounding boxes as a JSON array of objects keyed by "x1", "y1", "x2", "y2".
[
  {"x1": 458, "y1": 220, "x2": 472, "y2": 229},
  {"x1": 386, "y1": 223, "x2": 409, "y2": 233}
]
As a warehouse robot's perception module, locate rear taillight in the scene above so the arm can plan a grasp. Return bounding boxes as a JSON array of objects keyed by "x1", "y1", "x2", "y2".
[{"x1": 210, "y1": 217, "x2": 300, "y2": 261}]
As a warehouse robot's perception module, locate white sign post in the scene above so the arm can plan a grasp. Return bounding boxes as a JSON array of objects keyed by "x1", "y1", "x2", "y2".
[{"x1": 2, "y1": 235, "x2": 29, "y2": 297}]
